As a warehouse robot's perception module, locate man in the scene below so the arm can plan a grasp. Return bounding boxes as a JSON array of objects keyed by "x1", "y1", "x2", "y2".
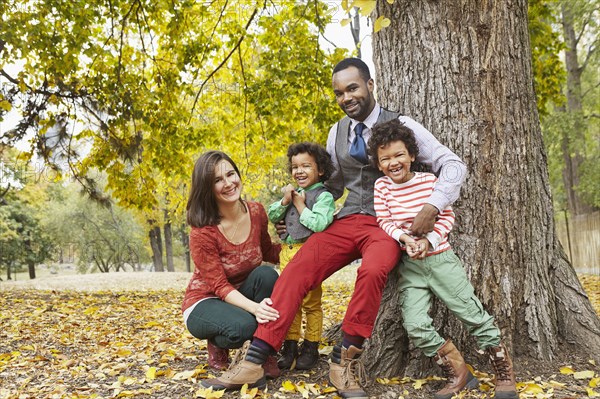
[{"x1": 201, "y1": 58, "x2": 467, "y2": 398}]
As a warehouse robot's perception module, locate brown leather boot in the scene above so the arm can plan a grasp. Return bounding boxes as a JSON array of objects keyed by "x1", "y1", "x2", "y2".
[
  {"x1": 487, "y1": 344, "x2": 518, "y2": 399},
  {"x1": 277, "y1": 340, "x2": 298, "y2": 370},
  {"x1": 207, "y1": 341, "x2": 230, "y2": 370},
  {"x1": 200, "y1": 341, "x2": 266, "y2": 391},
  {"x1": 296, "y1": 340, "x2": 320, "y2": 370},
  {"x1": 433, "y1": 340, "x2": 479, "y2": 399},
  {"x1": 328, "y1": 345, "x2": 368, "y2": 399},
  {"x1": 263, "y1": 355, "x2": 281, "y2": 379}
]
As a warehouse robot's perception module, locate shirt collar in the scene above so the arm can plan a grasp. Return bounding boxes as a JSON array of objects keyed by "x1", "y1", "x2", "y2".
[
  {"x1": 297, "y1": 182, "x2": 325, "y2": 192},
  {"x1": 350, "y1": 103, "x2": 381, "y2": 132}
]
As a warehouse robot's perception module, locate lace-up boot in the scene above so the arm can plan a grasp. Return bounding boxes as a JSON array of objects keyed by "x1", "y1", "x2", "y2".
[
  {"x1": 487, "y1": 344, "x2": 517, "y2": 399},
  {"x1": 328, "y1": 345, "x2": 368, "y2": 398},
  {"x1": 200, "y1": 341, "x2": 266, "y2": 391},
  {"x1": 433, "y1": 340, "x2": 479, "y2": 399}
]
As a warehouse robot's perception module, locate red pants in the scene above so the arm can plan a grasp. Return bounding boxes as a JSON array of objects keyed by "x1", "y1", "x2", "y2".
[{"x1": 254, "y1": 214, "x2": 401, "y2": 350}]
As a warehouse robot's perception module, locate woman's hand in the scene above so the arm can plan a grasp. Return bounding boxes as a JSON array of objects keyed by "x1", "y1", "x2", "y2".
[{"x1": 254, "y1": 298, "x2": 279, "y2": 324}]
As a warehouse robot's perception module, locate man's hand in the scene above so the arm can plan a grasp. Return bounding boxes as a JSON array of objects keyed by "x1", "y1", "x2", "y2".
[
  {"x1": 409, "y1": 204, "x2": 438, "y2": 236},
  {"x1": 275, "y1": 220, "x2": 287, "y2": 236}
]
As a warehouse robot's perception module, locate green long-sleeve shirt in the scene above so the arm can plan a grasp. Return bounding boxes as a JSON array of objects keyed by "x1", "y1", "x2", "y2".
[{"x1": 267, "y1": 182, "x2": 335, "y2": 244}]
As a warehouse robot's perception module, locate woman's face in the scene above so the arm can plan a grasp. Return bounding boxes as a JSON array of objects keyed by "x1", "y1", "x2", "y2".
[{"x1": 213, "y1": 159, "x2": 242, "y2": 205}]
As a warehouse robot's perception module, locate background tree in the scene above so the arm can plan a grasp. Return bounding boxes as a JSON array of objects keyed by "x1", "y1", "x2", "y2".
[
  {"x1": 364, "y1": 0, "x2": 600, "y2": 376},
  {"x1": 553, "y1": 0, "x2": 598, "y2": 213},
  {"x1": 42, "y1": 180, "x2": 150, "y2": 273}
]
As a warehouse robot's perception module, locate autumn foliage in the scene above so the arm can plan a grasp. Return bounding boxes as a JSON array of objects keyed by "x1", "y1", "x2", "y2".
[{"x1": 1, "y1": 273, "x2": 599, "y2": 399}]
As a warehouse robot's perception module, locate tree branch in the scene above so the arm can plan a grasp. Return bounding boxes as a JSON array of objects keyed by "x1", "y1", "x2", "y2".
[
  {"x1": 578, "y1": 42, "x2": 598, "y2": 73},
  {"x1": 188, "y1": 6, "x2": 260, "y2": 121}
]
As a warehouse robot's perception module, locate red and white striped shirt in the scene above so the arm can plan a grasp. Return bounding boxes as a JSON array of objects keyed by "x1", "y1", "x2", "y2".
[{"x1": 374, "y1": 172, "x2": 455, "y2": 256}]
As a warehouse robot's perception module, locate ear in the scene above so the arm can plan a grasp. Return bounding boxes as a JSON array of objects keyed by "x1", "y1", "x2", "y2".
[{"x1": 367, "y1": 78, "x2": 374, "y2": 92}]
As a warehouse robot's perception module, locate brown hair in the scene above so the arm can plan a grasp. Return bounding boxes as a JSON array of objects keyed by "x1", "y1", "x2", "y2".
[{"x1": 186, "y1": 151, "x2": 244, "y2": 227}]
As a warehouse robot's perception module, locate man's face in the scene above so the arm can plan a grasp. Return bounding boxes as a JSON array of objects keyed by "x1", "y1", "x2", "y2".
[{"x1": 332, "y1": 66, "x2": 376, "y2": 122}]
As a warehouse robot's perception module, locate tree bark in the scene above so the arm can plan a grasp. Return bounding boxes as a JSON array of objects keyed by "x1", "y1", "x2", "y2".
[
  {"x1": 149, "y1": 225, "x2": 164, "y2": 272},
  {"x1": 560, "y1": 2, "x2": 597, "y2": 215},
  {"x1": 181, "y1": 223, "x2": 191, "y2": 273},
  {"x1": 164, "y1": 210, "x2": 174, "y2": 272},
  {"x1": 367, "y1": 0, "x2": 600, "y2": 376}
]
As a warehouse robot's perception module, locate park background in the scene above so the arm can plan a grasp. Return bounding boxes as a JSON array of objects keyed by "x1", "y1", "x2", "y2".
[{"x1": 1, "y1": 0, "x2": 599, "y2": 398}]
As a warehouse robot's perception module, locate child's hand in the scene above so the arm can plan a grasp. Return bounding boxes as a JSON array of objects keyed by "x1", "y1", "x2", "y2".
[
  {"x1": 281, "y1": 184, "x2": 294, "y2": 206},
  {"x1": 405, "y1": 241, "x2": 420, "y2": 258},
  {"x1": 292, "y1": 190, "x2": 306, "y2": 210},
  {"x1": 409, "y1": 238, "x2": 430, "y2": 260}
]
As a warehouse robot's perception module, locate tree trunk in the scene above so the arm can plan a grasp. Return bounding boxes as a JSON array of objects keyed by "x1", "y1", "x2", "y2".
[
  {"x1": 560, "y1": 2, "x2": 597, "y2": 215},
  {"x1": 149, "y1": 225, "x2": 164, "y2": 272},
  {"x1": 181, "y1": 223, "x2": 191, "y2": 273},
  {"x1": 27, "y1": 261, "x2": 36, "y2": 279},
  {"x1": 367, "y1": 0, "x2": 600, "y2": 376},
  {"x1": 164, "y1": 210, "x2": 174, "y2": 272}
]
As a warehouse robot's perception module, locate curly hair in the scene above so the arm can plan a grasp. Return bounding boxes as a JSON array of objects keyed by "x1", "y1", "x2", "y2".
[
  {"x1": 287, "y1": 142, "x2": 334, "y2": 182},
  {"x1": 368, "y1": 119, "x2": 422, "y2": 170}
]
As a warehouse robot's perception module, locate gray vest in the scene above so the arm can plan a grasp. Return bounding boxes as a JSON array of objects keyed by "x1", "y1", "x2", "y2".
[
  {"x1": 280, "y1": 185, "x2": 329, "y2": 241},
  {"x1": 335, "y1": 108, "x2": 400, "y2": 218}
]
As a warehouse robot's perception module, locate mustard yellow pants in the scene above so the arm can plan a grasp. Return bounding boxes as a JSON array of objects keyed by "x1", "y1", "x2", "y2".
[{"x1": 280, "y1": 243, "x2": 323, "y2": 342}]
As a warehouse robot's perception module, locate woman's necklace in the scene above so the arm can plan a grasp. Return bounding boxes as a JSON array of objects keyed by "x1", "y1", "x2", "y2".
[{"x1": 220, "y1": 203, "x2": 245, "y2": 244}]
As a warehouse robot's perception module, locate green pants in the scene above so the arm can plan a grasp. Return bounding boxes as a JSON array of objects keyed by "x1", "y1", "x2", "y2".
[
  {"x1": 186, "y1": 265, "x2": 278, "y2": 349},
  {"x1": 399, "y1": 250, "x2": 501, "y2": 357}
]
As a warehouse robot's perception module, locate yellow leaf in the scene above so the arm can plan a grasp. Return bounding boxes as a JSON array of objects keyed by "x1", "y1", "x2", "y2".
[
  {"x1": 413, "y1": 379, "x2": 428, "y2": 389},
  {"x1": 83, "y1": 306, "x2": 99, "y2": 315},
  {"x1": 146, "y1": 367, "x2": 156, "y2": 381},
  {"x1": 195, "y1": 386, "x2": 225, "y2": 398},
  {"x1": 322, "y1": 386, "x2": 337, "y2": 393},
  {"x1": 354, "y1": 0, "x2": 376, "y2": 15},
  {"x1": 374, "y1": 16, "x2": 391, "y2": 33},
  {"x1": 587, "y1": 387, "x2": 600, "y2": 398},
  {"x1": 575, "y1": 370, "x2": 596, "y2": 380},
  {"x1": 0, "y1": 100, "x2": 12, "y2": 112},
  {"x1": 591, "y1": 377, "x2": 600, "y2": 388},
  {"x1": 341, "y1": 18, "x2": 350, "y2": 27},
  {"x1": 386, "y1": 0, "x2": 394, "y2": 3},
  {"x1": 523, "y1": 383, "x2": 544, "y2": 394},
  {"x1": 172, "y1": 370, "x2": 195, "y2": 380},
  {"x1": 116, "y1": 348, "x2": 132, "y2": 357},
  {"x1": 560, "y1": 366, "x2": 575, "y2": 374},
  {"x1": 280, "y1": 380, "x2": 296, "y2": 392}
]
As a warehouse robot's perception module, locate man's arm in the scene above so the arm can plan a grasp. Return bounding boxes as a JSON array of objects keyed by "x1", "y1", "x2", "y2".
[{"x1": 400, "y1": 116, "x2": 467, "y2": 236}]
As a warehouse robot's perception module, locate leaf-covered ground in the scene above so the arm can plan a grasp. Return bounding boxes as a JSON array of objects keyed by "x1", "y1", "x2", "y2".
[{"x1": 1, "y1": 271, "x2": 598, "y2": 399}]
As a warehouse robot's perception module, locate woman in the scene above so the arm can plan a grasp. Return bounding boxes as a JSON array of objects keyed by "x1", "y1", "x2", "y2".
[{"x1": 182, "y1": 151, "x2": 281, "y2": 377}]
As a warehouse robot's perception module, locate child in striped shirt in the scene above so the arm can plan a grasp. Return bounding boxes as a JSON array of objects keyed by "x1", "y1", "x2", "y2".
[{"x1": 369, "y1": 119, "x2": 517, "y2": 399}]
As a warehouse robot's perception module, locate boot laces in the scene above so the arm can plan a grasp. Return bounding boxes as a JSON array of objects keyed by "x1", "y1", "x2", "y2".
[
  {"x1": 226, "y1": 341, "x2": 249, "y2": 372},
  {"x1": 343, "y1": 358, "x2": 369, "y2": 388},
  {"x1": 439, "y1": 357, "x2": 456, "y2": 379},
  {"x1": 490, "y1": 353, "x2": 511, "y2": 381}
]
